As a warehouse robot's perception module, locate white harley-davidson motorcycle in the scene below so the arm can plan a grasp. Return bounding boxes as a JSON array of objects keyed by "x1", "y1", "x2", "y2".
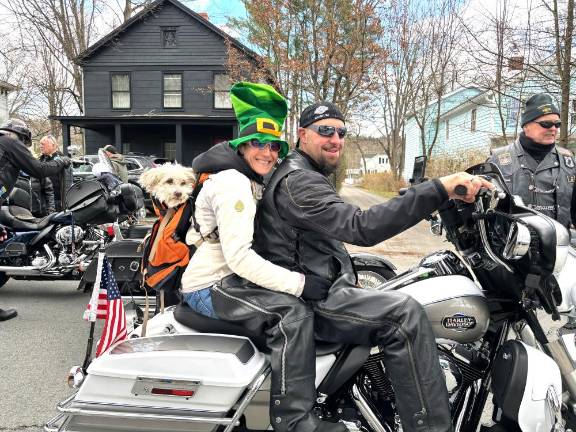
[{"x1": 46, "y1": 162, "x2": 576, "y2": 432}]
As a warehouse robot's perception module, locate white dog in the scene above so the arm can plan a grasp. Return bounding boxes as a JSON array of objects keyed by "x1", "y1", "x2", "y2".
[{"x1": 139, "y1": 163, "x2": 196, "y2": 209}]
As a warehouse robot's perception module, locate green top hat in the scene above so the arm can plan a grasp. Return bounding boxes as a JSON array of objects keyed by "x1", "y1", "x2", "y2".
[{"x1": 228, "y1": 82, "x2": 289, "y2": 158}]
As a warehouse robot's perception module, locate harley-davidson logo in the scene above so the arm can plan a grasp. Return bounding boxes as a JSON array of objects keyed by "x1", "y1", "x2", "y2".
[{"x1": 442, "y1": 314, "x2": 477, "y2": 332}]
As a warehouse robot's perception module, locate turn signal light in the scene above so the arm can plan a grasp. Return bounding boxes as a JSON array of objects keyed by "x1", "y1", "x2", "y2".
[{"x1": 151, "y1": 388, "x2": 195, "y2": 397}]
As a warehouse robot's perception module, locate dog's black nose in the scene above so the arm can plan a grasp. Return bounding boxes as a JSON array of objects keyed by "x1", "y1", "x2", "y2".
[{"x1": 174, "y1": 191, "x2": 182, "y2": 197}]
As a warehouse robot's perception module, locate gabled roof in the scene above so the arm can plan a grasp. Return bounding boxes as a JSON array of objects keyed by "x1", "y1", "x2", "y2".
[
  {"x1": 76, "y1": 0, "x2": 260, "y2": 64},
  {"x1": 406, "y1": 86, "x2": 483, "y2": 120}
]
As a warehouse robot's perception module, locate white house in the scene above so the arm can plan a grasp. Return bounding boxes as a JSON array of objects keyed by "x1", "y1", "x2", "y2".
[
  {"x1": 364, "y1": 153, "x2": 391, "y2": 173},
  {"x1": 0, "y1": 81, "x2": 16, "y2": 124}
]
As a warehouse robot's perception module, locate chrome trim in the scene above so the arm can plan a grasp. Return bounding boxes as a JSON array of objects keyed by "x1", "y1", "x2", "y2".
[
  {"x1": 0, "y1": 244, "x2": 57, "y2": 275},
  {"x1": 351, "y1": 384, "x2": 391, "y2": 432}
]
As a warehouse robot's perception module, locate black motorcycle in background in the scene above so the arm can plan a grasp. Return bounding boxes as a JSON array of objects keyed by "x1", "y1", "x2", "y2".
[{"x1": 0, "y1": 176, "x2": 144, "y2": 288}]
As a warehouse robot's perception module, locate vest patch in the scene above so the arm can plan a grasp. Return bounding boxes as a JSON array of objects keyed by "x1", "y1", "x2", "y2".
[
  {"x1": 497, "y1": 152, "x2": 512, "y2": 166},
  {"x1": 563, "y1": 155, "x2": 575, "y2": 168},
  {"x1": 568, "y1": 175, "x2": 575, "y2": 183}
]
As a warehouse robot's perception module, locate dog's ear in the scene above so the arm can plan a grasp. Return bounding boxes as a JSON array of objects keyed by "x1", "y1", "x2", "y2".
[{"x1": 139, "y1": 168, "x2": 162, "y2": 191}]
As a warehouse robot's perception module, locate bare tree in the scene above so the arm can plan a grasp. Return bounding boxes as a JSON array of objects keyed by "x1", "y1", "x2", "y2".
[
  {"x1": 6, "y1": 0, "x2": 103, "y2": 112},
  {"x1": 410, "y1": 0, "x2": 463, "y2": 158}
]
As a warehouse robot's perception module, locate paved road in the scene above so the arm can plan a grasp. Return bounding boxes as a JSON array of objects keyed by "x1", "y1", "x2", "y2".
[
  {"x1": 340, "y1": 184, "x2": 448, "y2": 270},
  {"x1": 0, "y1": 279, "x2": 96, "y2": 431}
]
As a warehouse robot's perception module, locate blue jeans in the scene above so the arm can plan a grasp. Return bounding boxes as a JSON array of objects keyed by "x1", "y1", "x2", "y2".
[{"x1": 183, "y1": 287, "x2": 217, "y2": 319}]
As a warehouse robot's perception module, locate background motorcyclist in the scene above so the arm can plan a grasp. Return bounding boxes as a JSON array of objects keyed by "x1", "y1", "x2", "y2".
[
  {"x1": 39, "y1": 134, "x2": 72, "y2": 212},
  {"x1": 0, "y1": 118, "x2": 71, "y2": 322},
  {"x1": 101, "y1": 144, "x2": 128, "y2": 182},
  {"x1": 241, "y1": 102, "x2": 492, "y2": 432},
  {"x1": 488, "y1": 93, "x2": 576, "y2": 228}
]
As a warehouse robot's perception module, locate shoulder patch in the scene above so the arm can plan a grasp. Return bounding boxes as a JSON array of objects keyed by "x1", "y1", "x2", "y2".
[
  {"x1": 497, "y1": 152, "x2": 512, "y2": 166},
  {"x1": 234, "y1": 200, "x2": 245, "y2": 212}
]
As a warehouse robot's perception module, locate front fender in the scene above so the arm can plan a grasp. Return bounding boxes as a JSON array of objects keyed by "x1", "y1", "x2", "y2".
[{"x1": 350, "y1": 252, "x2": 396, "y2": 271}]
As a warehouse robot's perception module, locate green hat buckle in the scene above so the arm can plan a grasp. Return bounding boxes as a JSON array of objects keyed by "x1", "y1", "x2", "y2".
[{"x1": 228, "y1": 82, "x2": 289, "y2": 158}]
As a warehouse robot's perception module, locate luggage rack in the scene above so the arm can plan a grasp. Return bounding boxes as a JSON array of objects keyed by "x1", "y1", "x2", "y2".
[{"x1": 45, "y1": 365, "x2": 271, "y2": 432}]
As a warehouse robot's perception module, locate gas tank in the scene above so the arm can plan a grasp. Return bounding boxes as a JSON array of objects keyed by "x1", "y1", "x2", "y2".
[{"x1": 398, "y1": 275, "x2": 489, "y2": 344}]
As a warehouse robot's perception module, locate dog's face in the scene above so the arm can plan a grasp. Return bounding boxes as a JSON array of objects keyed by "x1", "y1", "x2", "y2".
[{"x1": 139, "y1": 163, "x2": 196, "y2": 208}]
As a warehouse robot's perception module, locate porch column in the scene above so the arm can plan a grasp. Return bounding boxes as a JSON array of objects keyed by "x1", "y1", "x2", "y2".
[
  {"x1": 175, "y1": 123, "x2": 183, "y2": 163},
  {"x1": 62, "y1": 123, "x2": 70, "y2": 156},
  {"x1": 114, "y1": 123, "x2": 122, "y2": 151}
]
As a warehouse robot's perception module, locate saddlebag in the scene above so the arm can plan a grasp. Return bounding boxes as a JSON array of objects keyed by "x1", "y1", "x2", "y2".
[
  {"x1": 77, "y1": 334, "x2": 267, "y2": 415},
  {"x1": 79, "y1": 239, "x2": 143, "y2": 294}
]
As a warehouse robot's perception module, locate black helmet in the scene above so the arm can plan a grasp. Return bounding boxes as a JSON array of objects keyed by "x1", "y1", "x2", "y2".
[{"x1": 0, "y1": 118, "x2": 32, "y2": 146}]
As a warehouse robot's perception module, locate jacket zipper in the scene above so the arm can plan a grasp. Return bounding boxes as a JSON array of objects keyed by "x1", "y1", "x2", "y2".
[{"x1": 212, "y1": 284, "x2": 289, "y2": 394}]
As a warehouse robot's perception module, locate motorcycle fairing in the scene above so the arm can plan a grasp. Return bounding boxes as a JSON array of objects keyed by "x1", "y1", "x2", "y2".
[{"x1": 491, "y1": 340, "x2": 561, "y2": 432}]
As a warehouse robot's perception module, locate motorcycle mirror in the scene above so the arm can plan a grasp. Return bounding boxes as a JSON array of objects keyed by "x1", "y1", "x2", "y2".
[
  {"x1": 409, "y1": 155, "x2": 427, "y2": 186},
  {"x1": 503, "y1": 221, "x2": 531, "y2": 260}
]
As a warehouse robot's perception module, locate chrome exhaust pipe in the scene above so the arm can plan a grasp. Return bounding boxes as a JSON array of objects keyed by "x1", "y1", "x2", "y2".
[
  {"x1": 351, "y1": 384, "x2": 392, "y2": 432},
  {"x1": 0, "y1": 244, "x2": 57, "y2": 275}
]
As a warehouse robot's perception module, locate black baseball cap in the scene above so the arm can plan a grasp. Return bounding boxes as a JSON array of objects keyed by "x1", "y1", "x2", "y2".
[{"x1": 299, "y1": 102, "x2": 345, "y2": 128}]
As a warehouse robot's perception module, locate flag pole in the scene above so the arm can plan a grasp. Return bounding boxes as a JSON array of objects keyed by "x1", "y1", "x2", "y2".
[
  {"x1": 82, "y1": 249, "x2": 105, "y2": 371},
  {"x1": 82, "y1": 322, "x2": 95, "y2": 371}
]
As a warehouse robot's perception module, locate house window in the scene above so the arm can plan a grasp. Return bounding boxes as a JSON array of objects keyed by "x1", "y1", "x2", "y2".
[
  {"x1": 445, "y1": 120, "x2": 449, "y2": 140},
  {"x1": 162, "y1": 27, "x2": 177, "y2": 48},
  {"x1": 164, "y1": 142, "x2": 176, "y2": 160},
  {"x1": 471, "y1": 108, "x2": 477, "y2": 132},
  {"x1": 163, "y1": 73, "x2": 182, "y2": 108},
  {"x1": 111, "y1": 73, "x2": 130, "y2": 109},
  {"x1": 214, "y1": 74, "x2": 232, "y2": 109}
]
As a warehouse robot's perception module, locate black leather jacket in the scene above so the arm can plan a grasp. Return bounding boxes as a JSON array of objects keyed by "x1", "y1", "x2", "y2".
[
  {"x1": 253, "y1": 150, "x2": 448, "y2": 282},
  {"x1": 15, "y1": 175, "x2": 55, "y2": 217},
  {"x1": 39, "y1": 151, "x2": 72, "y2": 211},
  {"x1": 0, "y1": 134, "x2": 67, "y2": 206}
]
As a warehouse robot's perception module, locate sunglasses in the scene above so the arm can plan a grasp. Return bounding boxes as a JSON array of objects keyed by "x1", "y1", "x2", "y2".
[
  {"x1": 534, "y1": 120, "x2": 562, "y2": 129},
  {"x1": 307, "y1": 124, "x2": 347, "y2": 138},
  {"x1": 247, "y1": 139, "x2": 281, "y2": 153}
]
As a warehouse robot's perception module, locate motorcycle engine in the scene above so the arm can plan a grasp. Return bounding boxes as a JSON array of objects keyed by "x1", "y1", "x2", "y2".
[{"x1": 55, "y1": 226, "x2": 85, "y2": 246}]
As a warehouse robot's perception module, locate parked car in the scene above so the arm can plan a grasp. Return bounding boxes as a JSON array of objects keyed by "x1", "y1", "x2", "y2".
[{"x1": 72, "y1": 159, "x2": 95, "y2": 183}]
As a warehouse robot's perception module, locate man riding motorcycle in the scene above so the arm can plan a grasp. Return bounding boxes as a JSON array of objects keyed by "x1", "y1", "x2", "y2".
[
  {"x1": 0, "y1": 119, "x2": 71, "y2": 322},
  {"x1": 222, "y1": 102, "x2": 491, "y2": 432}
]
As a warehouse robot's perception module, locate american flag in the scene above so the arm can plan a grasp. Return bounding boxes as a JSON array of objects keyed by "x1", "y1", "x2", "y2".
[{"x1": 83, "y1": 253, "x2": 127, "y2": 357}]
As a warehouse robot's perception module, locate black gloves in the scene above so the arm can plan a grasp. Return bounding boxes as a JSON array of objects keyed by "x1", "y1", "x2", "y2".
[{"x1": 301, "y1": 274, "x2": 332, "y2": 301}]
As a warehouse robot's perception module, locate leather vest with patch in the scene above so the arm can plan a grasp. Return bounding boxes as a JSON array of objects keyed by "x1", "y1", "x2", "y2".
[
  {"x1": 253, "y1": 152, "x2": 354, "y2": 282},
  {"x1": 489, "y1": 140, "x2": 576, "y2": 227}
]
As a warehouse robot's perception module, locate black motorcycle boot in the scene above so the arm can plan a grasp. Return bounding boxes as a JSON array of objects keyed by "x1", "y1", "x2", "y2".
[{"x1": 0, "y1": 308, "x2": 17, "y2": 321}]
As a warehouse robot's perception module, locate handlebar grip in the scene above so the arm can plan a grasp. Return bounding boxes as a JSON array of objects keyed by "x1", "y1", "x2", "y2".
[{"x1": 454, "y1": 185, "x2": 467, "y2": 196}]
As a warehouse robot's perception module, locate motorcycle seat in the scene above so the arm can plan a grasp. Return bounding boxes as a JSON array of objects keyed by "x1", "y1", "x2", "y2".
[
  {"x1": 174, "y1": 303, "x2": 344, "y2": 356},
  {"x1": 0, "y1": 206, "x2": 55, "y2": 230}
]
